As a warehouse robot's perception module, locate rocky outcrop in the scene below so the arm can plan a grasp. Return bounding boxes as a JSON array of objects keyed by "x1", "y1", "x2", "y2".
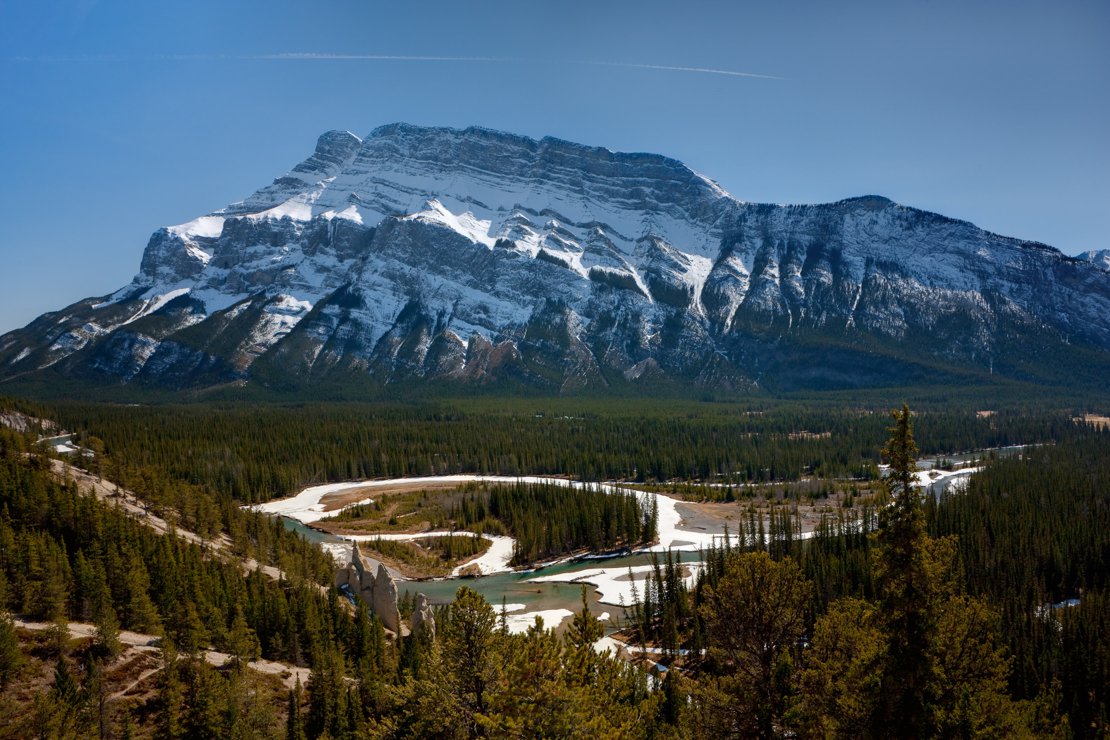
[
  {"x1": 335, "y1": 542, "x2": 401, "y2": 633},
  {"x1": 372, "y1": 561, "x2": 401, "y2": 634},
  {"x1": 411, "y1": 593, "x2": 435, "y2": 641}
]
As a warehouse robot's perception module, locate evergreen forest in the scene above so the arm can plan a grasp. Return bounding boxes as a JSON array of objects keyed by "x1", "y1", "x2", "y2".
[{"x1": 0, "y1": 394, "x2": 1104, "y2": 738}]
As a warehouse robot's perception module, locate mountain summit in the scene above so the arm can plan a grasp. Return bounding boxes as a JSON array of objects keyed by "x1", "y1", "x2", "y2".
[{"x1": 3, "y1": 123, "x2": 1108, "y2": 393}]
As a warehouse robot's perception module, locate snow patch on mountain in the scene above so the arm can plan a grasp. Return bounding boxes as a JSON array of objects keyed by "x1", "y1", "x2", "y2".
[
  {"x1": 1082, "y1": 249, "x2": 1110, "y2": 271},
  {"x1": 404, "y1": 199, "x2": 495, "y2": 247},
  {"x1": 248, "y1": 198, "x2": 315, "y2": 222},
  {"x1": 121, "y1": 287, "x2": 191, "y2": 326},
  {"x1": 168, "y1": 216, "x2": 226, "y2": 239},
  {"x1": 321, "y1": 205, "x2": 365, "y2": 224}
]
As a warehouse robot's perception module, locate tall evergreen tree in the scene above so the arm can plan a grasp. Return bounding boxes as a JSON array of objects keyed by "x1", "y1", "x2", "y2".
[
  {"x1": 443, "y1": 586, "x2": 499, "y2": 735},
  {"x1": 873, "y1": 404, "x2": 932, "y2": 738},
  {"x1": 699, "y1": 550, "x2": 810, "y2": 739},
  {"x1": 94, "y1": 593, "x2": 122, "y2": 659},
  {"x1": 157, "y1": 643, "x2": 184, "y2": 740},
  {"x1": 564, "y1": 586, "x2": 604, "y2": 685},
  {"x1": 286, "y1": 675, "x2": 307, "y2": 740},
  {"x1": 0, "y1": 610, "x2": 21, "y2": 688},
  {"x1": 225, "y1": 604, "x2": 260, "y2": 671}
]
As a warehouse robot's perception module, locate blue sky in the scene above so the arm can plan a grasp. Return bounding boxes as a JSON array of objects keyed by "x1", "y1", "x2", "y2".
[{"x1": 0, "y1": 0, "x2": 1106, "y2": 333}]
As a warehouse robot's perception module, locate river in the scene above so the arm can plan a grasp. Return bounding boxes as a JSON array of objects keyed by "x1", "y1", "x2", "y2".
[{"x1": 268, "y1": 448, "x2": 1036, "y2": 631}]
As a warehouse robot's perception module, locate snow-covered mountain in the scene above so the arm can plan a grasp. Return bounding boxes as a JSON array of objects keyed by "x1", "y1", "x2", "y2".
[
  {"x1": 1082, "y1": 249, "x2": 1110, "y2": 272},
  {"x1": 3, "y1": 123, "x2": 1109, "y2": 393}
]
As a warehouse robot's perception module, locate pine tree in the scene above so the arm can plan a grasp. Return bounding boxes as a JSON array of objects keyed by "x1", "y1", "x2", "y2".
[
  {"x1": 51, "y1": 654, "x2": 84, "y2": 736},
  {"x1": 660, "y1": 668, "x2": 685, "y2": 727},
  {"x1": 225, "y1": 604, "x2": 260, "y2": 671},
  {"x1": 286, "y1": 675, "x2": 307, "y2": 740},
  {"x1": 307, "y1": 644, "x2": 347, "y2": 739},
  {"x1": 564, "y1": 586, "x2": 604, "y2": 685},
  {"x1": 171, "y1": 600, "x2": 208, "y2": 656},
  {"x1": 797, "y1": 597, "x2": 885, "y2": 737},
  {"x1": 124, "y1": 559, "x2": 162, "y2": 634},
  {"x1": 184, "y1": 659, "x2": 228, "y2": 739},
  {"x1": 47, "y1": 614, "x2": 71, "y2": 657},
  {"x1": 117, "y1": 708, "x2": 137, "y2": 740},
  {"x1": 873, "y1": 404, "x2": 932, "y2": 737},
  {"x1": 443, "y1": 586, "x2": 499, "y2": 733},
  {"x1": 94, "y1": 593, "x2": 122, "y2": 659},
  {"x1": 699, "y1": 550, "x2": 810, "y2": 739},
  {"x1": 157, "y1": 643, "x2": 184, "y2": 739},
  {"x1": 52, "y1": 654, "x2": 78, "y2": 705},
  {"x1": 0, "y1": 610, "x2": 21, "y2": 688},
  {"x1": 83, "y1": 654, "x2": 111, "y2": 740}
]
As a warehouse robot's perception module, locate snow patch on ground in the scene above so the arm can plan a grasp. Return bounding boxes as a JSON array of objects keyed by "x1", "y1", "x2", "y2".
[
  {"x1": 251, "y1": 481, "x2": 379, "y2": 523},
  {"x1": 593, "y1": 635, "x2": 627, "y2": 656},
  {"x1": 529, "y1": 562, "x2": 705, "y2": 607},
  {"x1": 504, "y1": 608, "x2": 575, "y2": 634},
  {"x1": 451, "y1": 534, "x2": 515, "y2": 575},
  {"x1": 912, "y1": 466, "x2": 983, "y2": 489}
]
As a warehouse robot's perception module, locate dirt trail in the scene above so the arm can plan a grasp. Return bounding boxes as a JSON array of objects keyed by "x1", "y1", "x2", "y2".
[
  {"x1": 51, "y1": 460, "x2": 288, "y2": 584},
  {"x1": 14, "y1": 619, "x2": 311, "y2": 691}
]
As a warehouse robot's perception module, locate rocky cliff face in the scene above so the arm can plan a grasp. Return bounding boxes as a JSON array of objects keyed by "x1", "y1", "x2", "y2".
[{"x1": 2, "y1": 123, "x2": 1108, "y2": 393}]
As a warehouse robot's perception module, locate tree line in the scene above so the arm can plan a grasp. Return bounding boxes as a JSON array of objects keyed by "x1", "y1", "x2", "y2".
[
  {"x1": 449, "y1": 481, "x2": 657, "y2": 564},
  {"x1": 47, "y1": 400, "x2": 1071, "y2": 503}
]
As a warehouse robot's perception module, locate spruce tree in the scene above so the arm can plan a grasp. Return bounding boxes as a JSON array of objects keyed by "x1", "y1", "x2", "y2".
[
  {"x1": 157, "y1": 643, "x2": 184, "y2": 739},
  {"x1": 0, "y1": 610, "x2": 21, "y2": 688},
  {"x1": 699, "y1": 550, "x2": 810, "y2": 739},
  {"x1": 443, "y1": 586, "x2": 498, "y2": 731},
  {"x1": 286, "y1": 675, "x2": 307, "y2": 740},
  {"x1": 564, "y1": 586, "x2": 604, "y2": 685},
  {"x1": 94, "y1": 593, "x2": 122, "y2": 659},
  {"x1": 225, "y1": 604, "x2": 260, "y2": 671},
  {"x1": 874, "y1": 404, "x2": 931, "y2": 738}
]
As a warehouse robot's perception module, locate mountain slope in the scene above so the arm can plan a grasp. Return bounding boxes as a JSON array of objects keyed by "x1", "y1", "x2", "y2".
[
  {"x1": 2, "y1": 123, "x2": 1108, "y2": 393},
  {"x1": 1082, "y1": 249, "x2": 1110, "y2": 272}
]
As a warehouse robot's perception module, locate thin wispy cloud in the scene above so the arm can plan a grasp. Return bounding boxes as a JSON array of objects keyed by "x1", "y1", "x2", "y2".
[
  {"x1": 257, "y1": 52, "x2": 782, "y2": 80},
  {"x1": 583, "y1": 61, "x2": 782, "y2": 80},
  {"x1": 8, "y1": 51, "x2": 781, "y2": 80},
  {"x1": 252, "y1": 52, "x2": 514, "y2": 63}
]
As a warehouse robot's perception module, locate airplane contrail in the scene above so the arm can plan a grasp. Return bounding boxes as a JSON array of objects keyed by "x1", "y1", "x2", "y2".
[
  {"x1": 251, "y1": 52, "x2": 516, "y2": 63},
  {"x1": 583, "y1": 61, "x2": 782, "y2": 80},
  {"x1": 256, "y1": 52, "x2": 782, "y2": 79},
  {"x1": 8, "y1": 52, "x2": 782, "y2": 80}
]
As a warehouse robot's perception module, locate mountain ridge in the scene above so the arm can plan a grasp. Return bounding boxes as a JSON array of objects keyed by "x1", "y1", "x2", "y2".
[{"x1": 2, "y1": 122, "x2": 1108, "y2": 394}]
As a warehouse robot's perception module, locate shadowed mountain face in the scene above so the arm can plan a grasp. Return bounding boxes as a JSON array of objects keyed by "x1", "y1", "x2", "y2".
[{"x1": 2, "y1": 123, "x2": 1108, "y2": 393}]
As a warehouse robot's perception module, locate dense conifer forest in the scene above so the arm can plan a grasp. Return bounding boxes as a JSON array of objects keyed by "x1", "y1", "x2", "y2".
[
  {"x1": 452, "y1": 481, "x2": 658, "y2": 564},
  {"x1": 46, "y1": 400, "x2": 1072, "y2": 502},
  {"x1": 0, "y1": 395, "x2": 1105, "y2": 737}
]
